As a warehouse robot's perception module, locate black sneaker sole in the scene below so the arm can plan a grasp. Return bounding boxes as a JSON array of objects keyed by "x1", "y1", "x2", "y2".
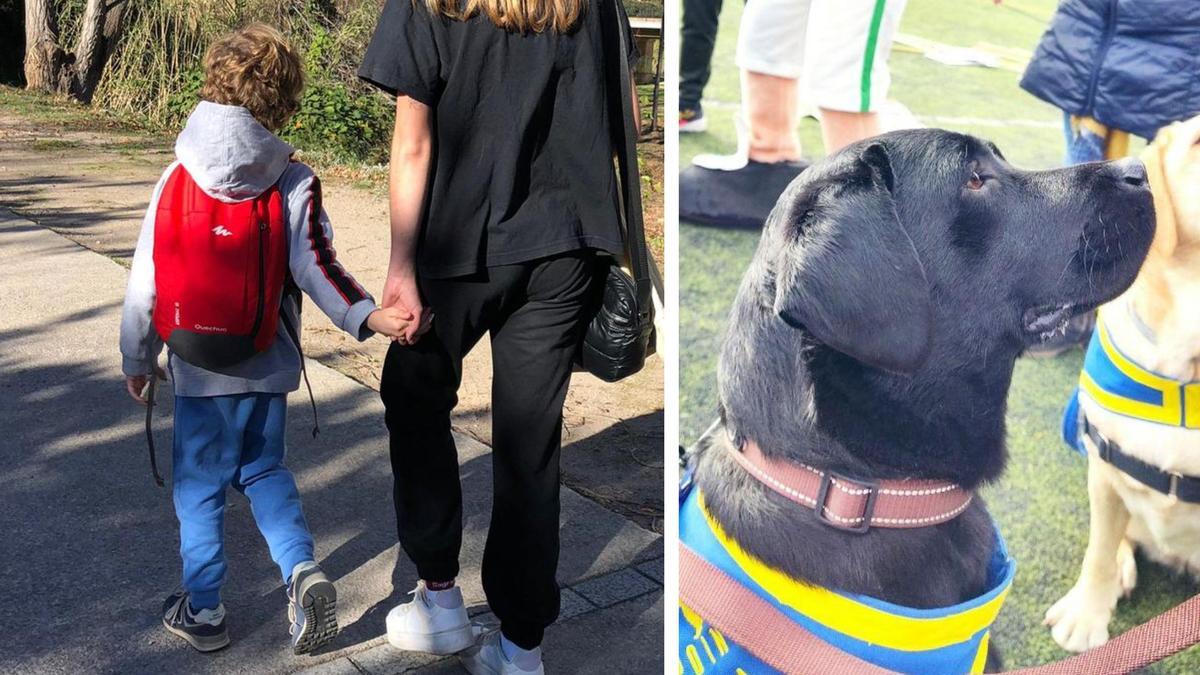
[
  {"x1": 293, "y1": 579, "x2": 339, "y2": 655},
  {"x1": 162, "y1": 617, "x2": 230, "y2": 653}
]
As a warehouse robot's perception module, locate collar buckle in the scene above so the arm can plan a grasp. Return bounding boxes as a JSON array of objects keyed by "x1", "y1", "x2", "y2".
[
  {"x1": 1170, "y1": 472, "x2": 1183, "y2": 498},
  {"x1": 815, "y1": 471, "x2": 879, "y2": 534}
]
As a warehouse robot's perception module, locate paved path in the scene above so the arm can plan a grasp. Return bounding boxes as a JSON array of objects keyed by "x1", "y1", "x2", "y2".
[{"x1": 0, "y1": 210, "x2": 663, "y2": 674}]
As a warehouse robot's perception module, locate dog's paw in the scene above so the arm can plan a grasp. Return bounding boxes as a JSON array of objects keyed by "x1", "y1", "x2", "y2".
[
  {"x1": 1117, "y1": 539, "x2": 1138, "y2": 597},
  {"x1": 1043, "y1": 588, "x2": 1113, "y2": 653}
]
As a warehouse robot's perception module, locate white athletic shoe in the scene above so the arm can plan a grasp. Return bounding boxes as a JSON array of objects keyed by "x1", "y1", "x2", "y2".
[
  {"x1": 385, "y1": 582, "x2": 474, "y2": 654},
  {"x1": 460, "y1": 631, "x2": 545, "y2": 675}
]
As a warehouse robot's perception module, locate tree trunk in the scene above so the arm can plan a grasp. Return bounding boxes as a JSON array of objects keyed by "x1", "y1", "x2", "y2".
[
  {"x1": 69, "y1": 0, "x2": 109, "y2": 102},
  {"x1": 23, "y1": 0, "x2": 65, "y2": 93}
]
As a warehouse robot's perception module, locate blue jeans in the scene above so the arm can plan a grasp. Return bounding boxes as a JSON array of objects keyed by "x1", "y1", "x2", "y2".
[
  {"x1": 1063, "y1": 113, "x2": 1107, "y2": 165},
  {"x1": 172, "y1": 393, "x2": 314, "y2": 610}
]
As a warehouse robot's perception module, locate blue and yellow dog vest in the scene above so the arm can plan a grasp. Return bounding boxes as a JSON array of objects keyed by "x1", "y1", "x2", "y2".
[
  {"x1": 677, "y1": 487, "x2": 1015, "y2": 675},
  {"x1": 1063, "y1": 314, "x2": 1200, "y2": 453}
]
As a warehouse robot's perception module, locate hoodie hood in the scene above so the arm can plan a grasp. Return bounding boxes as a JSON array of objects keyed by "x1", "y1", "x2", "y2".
[{"x1": 175, "y1": 101, "x2": 294, "y2": 203}]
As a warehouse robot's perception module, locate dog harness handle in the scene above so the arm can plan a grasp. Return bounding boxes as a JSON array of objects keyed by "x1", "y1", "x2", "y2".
[
  {"x1": 679, "y1": 542, "x2": 895, "y2": 674},
  {"x1": 730, "y1": 441, "x2": 973, "y2": 533},
  {"x1": 683, "y1": 536, "x2": 1200, "y2": 674}
]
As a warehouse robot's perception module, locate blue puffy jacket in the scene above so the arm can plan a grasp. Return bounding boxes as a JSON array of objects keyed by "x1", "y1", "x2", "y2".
[{"x1": 1020, "y1": 0, "x2": 1200, "y2": 140}]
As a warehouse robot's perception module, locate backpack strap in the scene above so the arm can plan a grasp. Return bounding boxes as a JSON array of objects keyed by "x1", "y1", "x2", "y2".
[{"x1": 279, "y1": 304, "x2": 319, "y2": 439}]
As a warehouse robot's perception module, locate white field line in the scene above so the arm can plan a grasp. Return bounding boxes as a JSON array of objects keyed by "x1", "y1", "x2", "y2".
[{"x1": 697, "y1": 99, "x2": 1059, "y2": 130}]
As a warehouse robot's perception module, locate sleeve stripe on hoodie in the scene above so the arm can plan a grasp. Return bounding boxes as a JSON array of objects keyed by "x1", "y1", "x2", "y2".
[{"x1": 305, "y1": 176, "x2": 368, "y2": 305}]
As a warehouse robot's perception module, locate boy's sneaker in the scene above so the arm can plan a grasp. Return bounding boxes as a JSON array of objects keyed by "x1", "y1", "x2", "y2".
[
  {"x1": 288, "y1": 561, "x2": 339, "y2": 655},
  {"x1": 460, "y1": 631, "x2": 544, "y2": 675},
  {"x1": 161, "y1": 591, "x2": 230, "y2": 652},
  {"x1": 679, "y1": 105, "x2": 707, "y2": 133},
  {"x1": 386, "y1": 582, "x2": 474, "y2": 654}
]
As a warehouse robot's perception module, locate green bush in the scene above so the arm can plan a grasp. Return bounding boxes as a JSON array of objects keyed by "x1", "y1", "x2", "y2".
[
  {"x1": 284, "y1": 78, "x2": 391, "y2": 163},
  {"x1": 90, "y1": 0, "x2": 392, "y2": 164},
  {"x1": 282, "y1": 25, "x2": 392, "y2": 163}
]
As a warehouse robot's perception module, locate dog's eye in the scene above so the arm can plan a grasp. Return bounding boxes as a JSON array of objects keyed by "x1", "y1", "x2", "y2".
[{"x1": 967, "y1": 171, "x2": 985, "y2": 191}]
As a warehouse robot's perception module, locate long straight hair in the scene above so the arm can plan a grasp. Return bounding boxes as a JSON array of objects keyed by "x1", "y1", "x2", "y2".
[{"x1": 420, "y1": 0, "x2": 584, "y2": 33}]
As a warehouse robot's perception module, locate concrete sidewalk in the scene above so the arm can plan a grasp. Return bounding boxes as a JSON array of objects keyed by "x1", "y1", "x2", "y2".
[{"x1": 0, "y1": 210, "x2": 663, "y2": 674}]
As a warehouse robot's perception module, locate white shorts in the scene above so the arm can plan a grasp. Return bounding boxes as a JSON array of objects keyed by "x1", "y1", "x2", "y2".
[{"x1": 736, "y1": 0, "x2": 908, "y2": 113}]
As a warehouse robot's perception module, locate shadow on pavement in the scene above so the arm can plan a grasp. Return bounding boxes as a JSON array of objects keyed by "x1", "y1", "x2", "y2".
[{"x1": 0, "y1": 297, "x2": 660, "y2": 674}]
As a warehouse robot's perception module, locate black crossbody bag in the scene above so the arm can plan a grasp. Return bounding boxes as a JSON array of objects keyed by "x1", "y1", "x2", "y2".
[{"x1": 575, "y1": 0, "x2": 655, "y2": 382}]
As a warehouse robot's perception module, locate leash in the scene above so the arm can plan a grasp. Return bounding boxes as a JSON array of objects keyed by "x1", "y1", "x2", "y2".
[
  {"x1": 681, "y1": 542, "x2": 1200, "y2": 674},
  {"x1": 145, "y1": 376, "x2": 165, "y2": 488}
]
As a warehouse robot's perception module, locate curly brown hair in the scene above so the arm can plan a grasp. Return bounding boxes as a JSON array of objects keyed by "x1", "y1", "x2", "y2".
[{"x1": 199, "y1": 23, "x2": 304, "y2": 131}]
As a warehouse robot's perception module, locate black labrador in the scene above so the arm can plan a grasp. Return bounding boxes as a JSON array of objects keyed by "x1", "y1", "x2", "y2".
[{"x1": 691, "y1": 128, "x2": 1154, "y2": 665}]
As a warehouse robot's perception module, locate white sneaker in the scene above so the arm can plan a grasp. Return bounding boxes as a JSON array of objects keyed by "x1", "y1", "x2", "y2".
[
  {"x1": 460, "y1": 631, "x2": 545, "y2": 675},
  {"x1": 385, "y1": 582, "x2": 474, "y2": 654}
]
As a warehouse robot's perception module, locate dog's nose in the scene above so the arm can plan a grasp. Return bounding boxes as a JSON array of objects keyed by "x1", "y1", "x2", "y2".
[{"x1": 1112, "y1": 157, "x2": 1148, "y2": 188}]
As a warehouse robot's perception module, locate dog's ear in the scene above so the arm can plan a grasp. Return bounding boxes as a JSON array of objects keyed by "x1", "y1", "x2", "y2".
[
  {"x1": 1142, "y1": 125, "x2": 1178, "y2": 257},
  {"x1": 773, "y1": 143, "x2": 932, "y2": 374}
]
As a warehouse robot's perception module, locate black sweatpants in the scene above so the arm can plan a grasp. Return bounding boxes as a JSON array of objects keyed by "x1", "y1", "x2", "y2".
[
  {"x1": 379, "y1": 251, "x2": 596, "y2": 649},
  {"x1": 680, "y1": 0, "x2": 725, "y2": 109}
]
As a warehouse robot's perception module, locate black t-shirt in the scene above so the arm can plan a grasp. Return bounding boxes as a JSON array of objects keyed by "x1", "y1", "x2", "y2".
[{"x1": 359, "y1": 0, "x2": 636, "y2": 278}]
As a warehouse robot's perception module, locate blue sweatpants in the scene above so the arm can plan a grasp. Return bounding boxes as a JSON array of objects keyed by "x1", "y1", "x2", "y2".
[{"x1": 172, "y1": 393, "x2": 314, "y2": 610}]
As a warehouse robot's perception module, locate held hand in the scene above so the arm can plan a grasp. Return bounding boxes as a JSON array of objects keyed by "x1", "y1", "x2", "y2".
[
  {"x1": 125, "y1": 365, "x2": 167, "y2": 406},
  {"x1": 381, "y1": 271, "x2": 433, "y2": 344},
  {"x1": 367, "y1": 307, "x2": 415, "y2": 340}
]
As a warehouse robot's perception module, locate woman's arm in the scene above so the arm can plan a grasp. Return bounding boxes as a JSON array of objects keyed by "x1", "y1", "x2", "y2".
[{"x1": 383, "y1": 94, "x2": 434, "y2": 343}]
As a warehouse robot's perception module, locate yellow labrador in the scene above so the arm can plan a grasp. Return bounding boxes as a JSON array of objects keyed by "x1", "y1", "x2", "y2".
[{"x1": 1045, "y1": 115, "x2": 1200, "y2": 652}]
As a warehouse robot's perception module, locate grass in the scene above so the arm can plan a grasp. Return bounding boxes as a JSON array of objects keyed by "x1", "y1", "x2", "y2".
[
  {"x1": 678, "y1": 0, "x2": 1200, "y2": 670},
  {"x1": 0, "y1": 85, "x2": 156, "y2": 133}
]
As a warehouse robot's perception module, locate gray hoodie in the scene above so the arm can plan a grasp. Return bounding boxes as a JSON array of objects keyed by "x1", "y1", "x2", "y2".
[{"x1": 119, "y1": 101, "x2": 377, "y2": 396}]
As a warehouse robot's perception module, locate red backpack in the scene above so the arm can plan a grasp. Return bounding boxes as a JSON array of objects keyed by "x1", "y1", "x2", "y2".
[{"x1": 152, "y1": 164, "x2": 289, "y2": 371}]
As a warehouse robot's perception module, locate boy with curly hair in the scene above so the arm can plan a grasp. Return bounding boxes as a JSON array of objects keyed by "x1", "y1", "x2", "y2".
[{"x1": 119, "y1": 23, "x2": 410, "y2": 654}]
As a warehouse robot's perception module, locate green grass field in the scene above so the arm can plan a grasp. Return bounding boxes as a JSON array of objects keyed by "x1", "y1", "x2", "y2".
[{"x1": 678, "y1": 0, "x2": 1200, "y2": 670}]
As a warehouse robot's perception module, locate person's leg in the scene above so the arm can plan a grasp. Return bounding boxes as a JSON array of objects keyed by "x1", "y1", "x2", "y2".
[
  {"x1": 679, "y1": 0, "x2": 813, "y2": 228},
  {"x1": 735, "y1": 0, "x2": 812, "y2": 162},
  {"x1": 819, "y1": 109, "x2": 881, "y2": 154},
  {"x1": 680, "y1": 0, "x2": 724, "y2": 120},
  {"x1": 381, "y1": 269, "x2": 522, "y2": 655},
  {"x1": 172, "y1": 395, "x2": 244, "y2": 611},
  {"x1": 1064, "y1": 114, "x2": 1110, "y2": 165},
  {"x1": 232, "y1": 392, "x2": 337, "y2": 653},
  {"x1": 803, "y1": 0, "x2": 908, "y2": 153},
  {"x1": 380, "y1": 273, "x2": 498, "y2": 585},
  {"x1": 742, "y1": 71, "x2": 802, "y2": 162},
  {"x1": 163, "y1": 395, "x2": 242, "y2": 652},
  {"x1": 233, "y1": 393, "x2": 313, "y2": 581},
  {"x1": 479, "y1": 252, "x2": 595, "y2": 651}
]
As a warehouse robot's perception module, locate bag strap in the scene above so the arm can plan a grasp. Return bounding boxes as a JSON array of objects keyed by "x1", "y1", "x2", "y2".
[
  {"x1": 601, "y1": 0, "x2": 653, "y2": 317},
  {"x1": 681, "y1": 540, "x2": 1200, "y2": 674},
  {"x1": 145, "y1": 376, "x2": 165, "y2": 488}
]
